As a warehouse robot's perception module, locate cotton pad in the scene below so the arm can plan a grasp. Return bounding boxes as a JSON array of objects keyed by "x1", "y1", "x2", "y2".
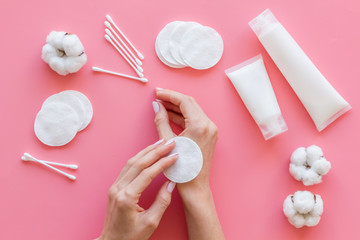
[
  {"x1": 61, "y1": 90, "x2": 93, "y2": 131},
  {"x1": 35, "y1": 102, "x2": 80, "y2": 146},
  {"x1": 169, "y1": 21, "x2": 201, "y2": 65},
  {"x1": 155, "y1": 21, "x2": 223, "y2": 70},
  {"x1": 155, "y1": 21, "x2": 186, "y2": 68},
  {"x1": 179, "y1": 26, "x2": 223, "y2": 70},
  {"x1": 163, "y1": 136, "x2": 203, "y2": 183},
  {"x1": 42, "y1": 92, "x2": 85, "y2": 130}
]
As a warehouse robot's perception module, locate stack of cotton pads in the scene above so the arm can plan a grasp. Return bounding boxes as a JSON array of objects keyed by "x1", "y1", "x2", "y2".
[
  {"x1": 163, "y1": 137, "x2": 203, "y2": 183},
  {"x1": 34, "y1": 90, "x2": 93, "y2": 146},
  {"x1": 155, "y1": 21, "x2": 224, "y2": 70}
]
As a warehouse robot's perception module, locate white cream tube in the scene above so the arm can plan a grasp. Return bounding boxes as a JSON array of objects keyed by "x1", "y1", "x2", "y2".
[
  {"x1": 249, "y1": 9, "x2": 351, "y2": 132},
  {"x1": 225, "y1": 55, "x2": 288, "y2": 140}
]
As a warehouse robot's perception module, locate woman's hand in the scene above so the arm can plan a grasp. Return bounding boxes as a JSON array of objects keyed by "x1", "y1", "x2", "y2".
[
  {"x1": 97, "y1": 140, "x2": 178, "y2": 240},
  {"x1": 153, "y1": 88, "x2": 225, "y2": 240}
]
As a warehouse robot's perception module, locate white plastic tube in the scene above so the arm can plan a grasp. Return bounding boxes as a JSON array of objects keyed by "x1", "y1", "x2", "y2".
[
  {"x1": 225, "y1": 55, "x2": 288, "y2": 140},
  {"x1": 249, "y1": 9, "x2": 351, "y2": 132}
]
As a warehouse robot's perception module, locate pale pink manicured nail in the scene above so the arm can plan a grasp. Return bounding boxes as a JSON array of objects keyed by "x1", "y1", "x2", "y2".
[
  {"x1": 165, "y1": 139, "x2": 174, "y2": 146},
  {"x1": 156, "y1": 87, "x2": 164, "y2": 91},
  {"x1": 152, "y1": 101, "x2": 159, "y2": 113},
  {"x1": 154, "y1": 139, "x2": 164, "y2": 145},
  {"x1": 167, "y1": 181, "x2": 176, "y2": 193},
  {"x1": 167, "y1": 153, "x2": 178, "y2": 158}
]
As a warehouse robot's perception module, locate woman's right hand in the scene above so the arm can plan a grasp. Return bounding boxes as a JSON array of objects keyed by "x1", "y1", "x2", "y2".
[{"x1": 152, "y1": 88, "x2": 225, "y2": 240}]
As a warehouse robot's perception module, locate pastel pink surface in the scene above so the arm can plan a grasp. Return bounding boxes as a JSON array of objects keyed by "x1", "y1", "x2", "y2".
[{"x1": 0, "y1": 0, "x2": 359, "y2": 240}]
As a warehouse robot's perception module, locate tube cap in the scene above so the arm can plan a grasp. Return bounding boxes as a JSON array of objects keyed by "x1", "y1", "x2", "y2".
[
  {"x1": 258, "y1": 114, "x2": 288, "y2": 140},
  {"x1": 249, "y1": 9, "x2": 279, "y2": 37}
]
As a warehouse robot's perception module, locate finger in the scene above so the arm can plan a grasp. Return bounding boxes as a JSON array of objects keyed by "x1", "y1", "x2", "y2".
[
  {"x1": 153, "y1": 101, "x2": 176, "y2": 140},
  {"x1": 155, "y1": 89, "x2": 205, "y2": 120},
  {"x1": 115, "y1": 142, "x2": 176, "y2": 189},
  {"x1": 115, "y1": 139, "x2": 165, "y2": 183},
  {"x1": 156, "y1": 100, "x2": 181, "y2": 114},
  {"x1": 168, "y1": 111, "x2": 185, "y2": 129},
  {"x1": 126, "y1": 153, "x2": 178, "y2": 197},
  {"x1": 143, "y1": 181, "x2": 176, "y2": 225}
]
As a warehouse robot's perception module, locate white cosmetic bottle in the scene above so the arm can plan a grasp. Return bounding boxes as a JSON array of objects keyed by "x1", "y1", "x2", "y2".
[
  {"x1": 226, "y1": 55, "x2": 288, "y2": 140},
  {"x1": 249, "y1": 9, "x2": 351, "y2": 131}
]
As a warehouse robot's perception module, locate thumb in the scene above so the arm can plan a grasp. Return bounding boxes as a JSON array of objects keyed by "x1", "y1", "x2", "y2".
[
  {"x1": 145, "y1": 181, "x2": 176, "y2": 224},
  {"x1": 152, "y1": 101, "x2": 176, "y2": 140}
]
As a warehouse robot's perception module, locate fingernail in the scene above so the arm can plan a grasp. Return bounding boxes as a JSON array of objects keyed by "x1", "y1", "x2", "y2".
[
  {"x1": 156, "y1": 87, "x2": 164, "y2": 91},
  {"x1": 154, "y1": 139, "x2": 164, "y2": 145},
  {"x1": 165, "y1": 139, "x2": 174, "y2": 146},
  {"x1": 167, "y1": 153, "x2": 178, "y2": 158},
  {"x1": 167, "y1": 181, "x2": 176, "y2": 193},
  {"x1": 152, "y1": 101, "x2": 159, "y2": 113}
]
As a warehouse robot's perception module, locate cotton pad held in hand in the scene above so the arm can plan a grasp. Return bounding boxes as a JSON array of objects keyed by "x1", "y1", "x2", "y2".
[
  {"x1": 35, "y1": 102, "x2": 79, "y2": 146},
  {"x1": 163, "y1": 136, "x2": 203, "y2": 183}
]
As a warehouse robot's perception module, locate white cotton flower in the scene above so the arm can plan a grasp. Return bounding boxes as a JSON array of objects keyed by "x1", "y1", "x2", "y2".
[
  {"x1": 42, "y1": 31, "x2": 87, "y2": 76},
  {"x1": 289, "y1": 145, "x2": 331, "y2": 186},
  {"x1": 283, "y1": 191, "x2": 323, "y2": 228}
]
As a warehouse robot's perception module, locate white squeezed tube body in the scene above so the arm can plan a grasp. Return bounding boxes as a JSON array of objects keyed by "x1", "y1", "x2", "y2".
[
  {"x1": 249, "y1": 9, "x2": 351, "y2": 132},
  {"x1": 226, "y1": 55, "x2": 287, "y2": 140}
]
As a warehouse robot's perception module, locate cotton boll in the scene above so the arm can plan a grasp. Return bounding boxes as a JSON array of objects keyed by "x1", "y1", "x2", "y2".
[
  {"x1": 283, "y1": 195, "x2": 297, "y2": 217},
  {"x1": 49, "y1": 57, "x2": 68, "y2": 76},
  {"x1": 302, "y1": 170, "x2": 322, "y2": 186},
  {"x1": 283, "y1": 191, "x2": 323, "y2": 228},
  {"x1": 291, "y1": 147, "x2": 307, "y2": 166},
  {"x1": 289, "y1": 164, "x2": 306, "y2": 181},
  {"x1": 42, "y1": 44, "x2": 57, "y2": 64},
  {"x1": 65, "y1": 54, "x2": 87, "y2": 73},
  {"x1": 312, "y1": 158, "x2": 331, "y2": 175},
  {"x1": 293, "y1": 191, "x2": 315, "y2": 214},
  {"x1": 63, "y1": 34, "x2": 85, "y2": 56},
  {"x1": 42, "y1": 31, "x2": 87, "y2": 76},
  {"x1": 289, "y1": 145, "x2": 330, "y2": 185},
  {"x1": 47, "y1": 31, "x2": 66, "y2": 50},
  {"x1": 305, "y1": 215, "x2": 321, "y2": 227},
  {"x1": 289, "y1": 214, "x2": 306, "y2": 228},
  {"x1": 306, "y1": 145, "x2": 323, "y2": 166}
]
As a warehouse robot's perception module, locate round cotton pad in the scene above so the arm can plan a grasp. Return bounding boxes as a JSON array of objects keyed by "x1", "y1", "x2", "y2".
[
  {"x1": 155, "y1": 21, "x2": 186, "y2": 68},
  {"x1": 163, "y1": 136, "x2": 203, "y2": 183},
  {"x1": 42, "y1": 92, "x2": 85, "y2": 130},
  {"x1": 155, "y1": 41, "x2": 185, "y2": 69},
  {"x1": 60, "y1": 90, "x2": 93, "y2": 131},
  {"x1": 169, "y1": 21, "x2": 201, "y2": 65},
  {"x1": 179, "y1": 25, "x2": 223, "y2": 70},
  {"x1": 34, "y1": 102, "x2": 80, "y2": 146}
]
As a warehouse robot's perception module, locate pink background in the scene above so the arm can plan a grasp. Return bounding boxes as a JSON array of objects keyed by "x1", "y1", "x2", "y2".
[{"x1": 1, "y1": 0, "x2": 359, "y2": 239}]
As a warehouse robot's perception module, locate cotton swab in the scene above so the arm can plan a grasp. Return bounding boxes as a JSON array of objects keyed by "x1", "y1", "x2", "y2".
[
  {"x1": 106, "y1": 14, "x2": 144, "y2": 60},
  {"x1": 21, "y1": 153, "x2": 76, "y2": 180},
  {"x1": 105, "y1": 34, "x2": 144, "y2": 78},
  {"x1": 92, "y1": 66, "x2": 148, "y2": 83},
  {"x1": 22, "y1": 153, "x2": 78, "y2": 169},
  {"x1": 104, "y1": 22, "x2": 142, "y2": 66},
  {"x1": 105, "y1": 28, "x2": 143, "y2": 71}
]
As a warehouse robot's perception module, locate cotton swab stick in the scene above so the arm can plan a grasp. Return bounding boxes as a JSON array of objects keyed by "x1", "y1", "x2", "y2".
[
  {"x1": 104, "y1": 22, "x2": 142, "y2": 66},
  {"x1": 105, "y1": 28, "x2": 143, "y2": 71},
  {"x1": 92, "y1": 66, "x2": 148, "y2": 83},
  {"x1": 106, "y1": 14, "x2": 144, "y2": 60},
  {"x1": 21, "y1": 153, "x2": 76, "y2": 180},
  {"x1": 105, "y1": 35, "x2": 144, "y2": 78},
  {"x1": 22, "y1": 153, "x2": 78, "y2": 169}
]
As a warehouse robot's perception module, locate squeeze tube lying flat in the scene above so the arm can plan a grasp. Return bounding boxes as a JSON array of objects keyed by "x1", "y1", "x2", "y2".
[
  {"x1": 249, "y1": 9, "x2": 351, "y2": 132},
  {"x1": 225, "y1": 55, "x2": 288, "y2": 140}
]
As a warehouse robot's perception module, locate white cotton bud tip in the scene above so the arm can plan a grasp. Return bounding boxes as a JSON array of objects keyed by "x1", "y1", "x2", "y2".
[
  {"x1": 106, "y1": 15, "x2": 113, "y2": 23},
  {"x1": 283, "y1": 191, "x2": 323, "y2": 228},
  {"x1": 42, "y1": 31, "x2": 87, "y2": 76},
  {"x1": 104, "y1": 21, "x2": 111, "y2": 28},
  {"x1": 105, "y1": 35, "x2": 111, "y2": 42},
  {"x1": 136, "y1": 58, "x2": 142, "y2": 66},
  {"x1": 289, "y1": 145, "x2": 331, "y2": 186},
  {"x1": 137, "y1": 52, "x2": 144, "y2": 60}
]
